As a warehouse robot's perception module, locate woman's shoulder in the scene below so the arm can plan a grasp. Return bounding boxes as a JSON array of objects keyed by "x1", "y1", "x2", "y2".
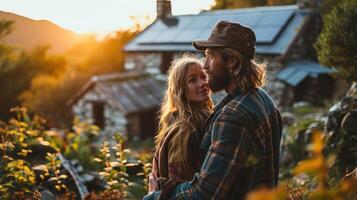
[
  {"x1": 166, "y1": 125, "x2": 190, "y2": 142},
  {"x1": 167, "y1": 126, "x2": 202, "y2": 153}
]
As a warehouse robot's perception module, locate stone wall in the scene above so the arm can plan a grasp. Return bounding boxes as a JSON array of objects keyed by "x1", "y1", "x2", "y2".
[
  {"x1": 259, "y1": 56, "x2": 293, "y2": 106},
  {"x1": 72, "y1": 86, "x2": 127, "y2": 141},
  {"x1": 124, "y1": 53, "x2": 161, "y2": 73},
  {"x1": 125, "y1": 52, "x2": 204, "y2": 74}
]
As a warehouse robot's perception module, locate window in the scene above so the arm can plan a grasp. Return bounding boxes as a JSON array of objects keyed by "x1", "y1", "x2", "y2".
[
  {"x1": 160, "y1": 52, "x2": 173, "y2": 74},
  {"x1": 92, "y1": 102, "x2": 105, "y2": 129}
]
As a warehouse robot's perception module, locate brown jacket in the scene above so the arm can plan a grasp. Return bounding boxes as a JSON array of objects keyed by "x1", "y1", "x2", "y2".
[{"x1": 148, "y1": 126, "x2": 203, "y2": 194}]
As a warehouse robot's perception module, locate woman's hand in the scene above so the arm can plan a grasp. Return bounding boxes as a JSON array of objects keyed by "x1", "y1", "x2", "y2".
[{"x1": 143, "y1": 191, "x2": 161, "y2": 200}]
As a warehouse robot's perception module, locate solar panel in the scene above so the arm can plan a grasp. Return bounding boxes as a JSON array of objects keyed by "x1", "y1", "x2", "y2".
[
  {"x1": 214, "y1": 15, "x2": 237, "y2": 23},
  {"x1": 151, "y1": 28, "x2": 180, "y2": 43},
  {"x1": 187, "y1": 16, "x2": 218, "y2": 29},
  {"x1": 136, "y1": 30, "x2": 161, "y2": 43},
  {"x1": 258, "y1": 10, "x2": 294, "y2": 26},
  {"x1": 234, "y1": 13, "x2": 262, "y2": 27},
  {"x1": 131, "y1": 5, "x2": 297, "y2": 49},
  {"x1": 256, "y1": 10, "x2": 294, "y2": 43},
  {"x1": 195, "y1": 29, "x2": 213, "y2": 40},
  {"x1": 255, "y1": 27, "x2": 281, "y2": 43},
  {"x1": 174, "y1": 16, "x2": 194, "y2": 28},
  {"x1": 173, "y1": 30, "x2": 203, "y2": 42}
]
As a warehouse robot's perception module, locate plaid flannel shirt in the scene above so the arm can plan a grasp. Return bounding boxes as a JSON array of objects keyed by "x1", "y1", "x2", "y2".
[{"x1": 144, "y1": 87, "x2": 282, "y2": 200}]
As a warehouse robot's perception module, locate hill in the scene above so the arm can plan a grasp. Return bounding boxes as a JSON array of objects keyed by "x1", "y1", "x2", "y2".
[{"x1": 0, "y1": 11, "x2": 89, "y2": 53}]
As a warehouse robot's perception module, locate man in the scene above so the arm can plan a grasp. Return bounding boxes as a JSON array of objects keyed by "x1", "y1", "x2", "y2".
[{"x1": 145, "y1": 20, "x2": 282, "y2": 200}]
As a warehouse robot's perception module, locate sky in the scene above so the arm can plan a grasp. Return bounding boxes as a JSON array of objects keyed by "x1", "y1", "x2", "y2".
[{"x1": 0, "y1": 0, "x2": 215, "y2": 36}]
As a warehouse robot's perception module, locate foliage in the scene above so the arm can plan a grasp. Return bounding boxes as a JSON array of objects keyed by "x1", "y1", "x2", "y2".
[
  {"x1": 0, "y1": 20, "x2": 13, "y2": 40},
  {"x1": 291, "y1": 104, "x2": 326, "y2": 117},
  {"x1": 0, "y1": 19, "x2": 15, "y2": 71},
  {"x1": 1, "y1": 106, "x2": 356, "y2": 199},
  {"x1": 246, "y1": 185, "x2": 288, "y2": 200},
  {"x1": 20, "y1": 73, "x2": 70, "y2": 125},
  {"x1": 324, "y1": 94, "x2": 357, "y2": 176},
  {"x1": 0, "y1": 108, "x2": 95, "y2": 199},
  {"x1": 46, "y1": 152, "x2": 68, "y2": 192},
  {"x1": 0, "y1": 21, "x2": 139, "y2": 126},
  {"x1": 293, "y1": 131, "x2": 357, "y2": 199},
  {"x1": 315, "y1": 0, "x2": 357, "y2": 81},
  {"x1": 94, "y1": 134, "x2": 134, "y2": 197},
  {"x1": 46, "y1": 117, "x2": 100, "y2": 171},
  {"x1": 0, "y1": 107, "x2": 155, "y2": 199},
  {"x1": 0, "y1": 46, "x2": 66, "y2": 122},
  {"x1": 319, "y1": 0, "x2": 337, "y2": 15},
  {"x1": 281, "y1": 113, "x2": 326, "y2": 178},
  {"x1": 19, "y1": 28, "x2": 139, "y2": 127},
  {"x1": 85, "y1": 190, "x2": 123, "y2": 200},
  {"x1": 0, "y1": 107, "x2": 63, "y2": 199},
  {"x1": 90, "y1": 133, "x2": 150, "y2": 199},
  {"x1": 279, "y1": 103, "x2": 331, "y2": 178},
  {"x1": 247, "y1": 131, "x2": 357, "y2": 200},
  {"x1": 210, "y1": 0, "x2": 296, "y2": 10},
  {"x1": 137, "y1": 152, "x2": 153, "y2": 193}
]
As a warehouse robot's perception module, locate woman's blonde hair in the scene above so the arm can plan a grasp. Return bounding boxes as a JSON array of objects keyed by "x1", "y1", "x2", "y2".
[{"x1": 155, "y1": 55, "x2": 213, "y2": 148}]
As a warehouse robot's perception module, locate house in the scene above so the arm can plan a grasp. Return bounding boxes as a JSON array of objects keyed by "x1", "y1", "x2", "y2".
[
  {"x1": 69, "y1": 0, "x2": 335, "y2": 140},
  {"x1": 68, "y1": 71, "x2": 165, "y2": 140},
  {"x1": 124, "y1": 0, "x2": 334, "y2": 106}
]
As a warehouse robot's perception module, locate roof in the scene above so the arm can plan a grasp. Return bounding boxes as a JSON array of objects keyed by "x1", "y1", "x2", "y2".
[
  {"x1": 124, "y1": 5, "x2": 310, "y2": 55},
  {"x1": 277, "y1": 60, "x2": 333, "y2": 86},
  {"x1": 68, "y1": 70, "x2": 229, "y2": 115},
  {"x1": 68, "y1": 71, "x2": 166, "y2": 115}
]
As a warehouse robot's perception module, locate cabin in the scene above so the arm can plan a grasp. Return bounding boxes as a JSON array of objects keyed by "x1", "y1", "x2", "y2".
[
  {"x1": 124, "y1": 0, "x2": 334, "y2": 106},
  {"x1": 68, "y1": 72, "x2": 165, "y2": 140}
]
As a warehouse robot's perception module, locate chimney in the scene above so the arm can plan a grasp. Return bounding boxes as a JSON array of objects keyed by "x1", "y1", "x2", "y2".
[{"x1": 157, "y1": 0, "x2": 172, "y2": 19}]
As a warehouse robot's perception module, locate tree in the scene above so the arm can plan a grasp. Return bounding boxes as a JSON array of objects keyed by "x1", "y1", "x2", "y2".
[
  {"x1": 0, "y1": 20, "x2": 16, "y2": 120},
  {"x1": 0, "y1": 20, "x2": 13, "y2": 39},
  {"x1": 0, "y1": 20, "x2": 14, "y2": 69},
  {"x1": 210, "y1": 0, "x2": 296, "y2": 10},
  {"x1": 20, "y1": 28, "x2": 139, "y2": 126},
  {"x1": 0, "y1": 46, "x2": 66, "y2": 121},
  {"x1": 315, "y1": 0, "x2": 357, "y2": 82},
  {"x1": 316, "y1": 0, "x2": 357, "y2": 175},
  {"x1": 1, "y1": 19, "x2": 139, "y2": 126},
  {"x1": 20, "y1": 74, "x2": 72, "y2": 126}
]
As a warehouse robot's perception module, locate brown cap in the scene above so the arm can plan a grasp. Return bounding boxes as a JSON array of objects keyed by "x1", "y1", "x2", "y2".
[{"x1": 193, "y1": 21, "x2": 256, "y2": 59}]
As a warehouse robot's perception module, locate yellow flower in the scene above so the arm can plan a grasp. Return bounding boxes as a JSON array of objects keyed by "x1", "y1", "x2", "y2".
[{"x1": 294, "y1": 157, "x2": 323, "y2": 175}]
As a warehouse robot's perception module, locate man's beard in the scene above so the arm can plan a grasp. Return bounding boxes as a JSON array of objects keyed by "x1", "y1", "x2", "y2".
[{"x1": 208, "y1": 66, "x2": 231, "y2": 92}]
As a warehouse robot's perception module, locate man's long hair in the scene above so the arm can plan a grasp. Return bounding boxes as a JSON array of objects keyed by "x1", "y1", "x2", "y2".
[
  {"x1": 155, "y1": 56, "x2": 213, "y2": 148},
  {"x1": 220, "y1": 48, "x2": 266, "y2": 93}
]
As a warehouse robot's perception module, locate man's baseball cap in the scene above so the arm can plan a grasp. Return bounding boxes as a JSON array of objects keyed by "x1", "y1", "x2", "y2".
[{"x1": 192, "y1": 21, "x2": 256, "y2": 59}]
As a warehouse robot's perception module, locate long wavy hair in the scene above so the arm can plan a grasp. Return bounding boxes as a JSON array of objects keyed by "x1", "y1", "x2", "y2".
[
  {"x1": 155, "y1": 56, "x2": 213, "y2": 148},
  {"x1": 220, "y1": 48, "x2": 266, "y2": 93}
]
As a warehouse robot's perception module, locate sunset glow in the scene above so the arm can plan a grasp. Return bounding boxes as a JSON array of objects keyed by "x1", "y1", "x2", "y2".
[{"x1": 0, "y1": 0, "x2": 215, "y2": 36}]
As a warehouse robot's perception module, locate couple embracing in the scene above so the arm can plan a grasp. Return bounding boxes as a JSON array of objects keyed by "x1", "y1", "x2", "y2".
[{"x1": 145, "y1": 21, "x2": 282, "y2": 200}]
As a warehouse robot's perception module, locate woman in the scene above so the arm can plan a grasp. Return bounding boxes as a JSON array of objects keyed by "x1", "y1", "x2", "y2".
[{"x1": 148, "y1": 56, "x2": 213, "y2": 197}]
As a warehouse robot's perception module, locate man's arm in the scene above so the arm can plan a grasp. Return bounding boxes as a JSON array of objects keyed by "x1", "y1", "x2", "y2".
[{"x1": 170, "y1": 109, "x2": 251, "y2": 200}]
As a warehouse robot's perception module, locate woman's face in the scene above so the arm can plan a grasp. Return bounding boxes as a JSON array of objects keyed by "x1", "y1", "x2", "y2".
[{"x1": 184, "y1": 63, "x2": 210, "y2": 103}]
